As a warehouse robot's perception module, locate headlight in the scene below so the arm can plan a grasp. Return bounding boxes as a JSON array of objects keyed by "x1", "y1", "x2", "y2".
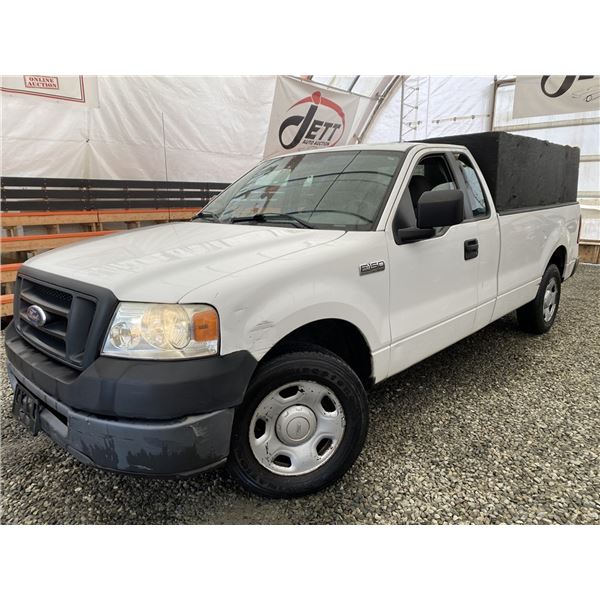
[{"x1": 102, "y1": 303, "x2": 219, "y2": 359}]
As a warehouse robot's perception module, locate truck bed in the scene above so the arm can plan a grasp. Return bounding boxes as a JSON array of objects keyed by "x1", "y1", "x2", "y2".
[{"x1": 493, "y1": 202, "x2": 580, "y2": 321}]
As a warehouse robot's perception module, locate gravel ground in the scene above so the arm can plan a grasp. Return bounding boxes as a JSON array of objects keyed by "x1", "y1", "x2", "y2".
[{"x1": 1, "y1": 265, "x2": 599, "y2": 525}]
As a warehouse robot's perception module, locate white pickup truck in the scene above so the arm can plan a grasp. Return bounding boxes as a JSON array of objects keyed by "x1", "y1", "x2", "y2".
[{"x1": 6, "y1": 133, "x2": 581, "y2": 497}]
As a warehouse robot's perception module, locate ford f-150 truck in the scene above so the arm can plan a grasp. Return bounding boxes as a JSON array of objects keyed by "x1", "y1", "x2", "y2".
[{"x1": 6, "y1": 132, "x2": 581, "y2": 497}]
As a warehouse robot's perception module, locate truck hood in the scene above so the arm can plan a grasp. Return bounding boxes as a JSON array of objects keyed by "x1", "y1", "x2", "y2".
[{"x1": 25, "y1": 222, "x2": 346, "y2": 303}]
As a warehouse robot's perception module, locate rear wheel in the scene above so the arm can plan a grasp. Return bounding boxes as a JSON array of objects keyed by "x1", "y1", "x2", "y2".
[
  {"x1": 517, "y1": 263, "x2": 562, "y2": 334},
  {"x1": 227, "y1": 348, "x2": 368, "y2": 498}
]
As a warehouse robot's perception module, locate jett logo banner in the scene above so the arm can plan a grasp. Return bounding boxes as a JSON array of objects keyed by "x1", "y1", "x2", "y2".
[{"x1": 265, "y1": 77, "x2": 360, "y2": 157}]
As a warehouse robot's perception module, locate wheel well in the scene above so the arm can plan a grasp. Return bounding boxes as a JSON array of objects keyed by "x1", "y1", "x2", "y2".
[
  {"x1": 262, "y1": 319, "x2": 374, "y2": 389},
  {"x1": 548, "y1": 245, "x2": 567, "y2": 279}
]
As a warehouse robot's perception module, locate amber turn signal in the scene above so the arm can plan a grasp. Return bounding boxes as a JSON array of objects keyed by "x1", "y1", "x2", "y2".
[{"x1": 192, "y1": 308, "x2": 219, "y2": 342}]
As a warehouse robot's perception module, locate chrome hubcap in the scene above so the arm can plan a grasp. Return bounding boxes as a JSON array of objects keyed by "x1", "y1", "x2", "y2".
[
  {"x1": 249, "y1": 380, "x2": 346, "y2": 476},
  {"x1": 275, "y1": 405, "x2": 317, "y2": 446},
  {"x1": 543, "y1": 278, "x2": 558, "y2": 322}
]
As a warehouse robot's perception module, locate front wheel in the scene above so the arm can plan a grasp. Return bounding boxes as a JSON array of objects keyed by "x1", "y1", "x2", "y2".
[
  {"x1": 517, "y1": 263, "x2": 562, "y2": 334},
  {"x1": 227, "y1": 348, "x2": 369, "y2": 498}
]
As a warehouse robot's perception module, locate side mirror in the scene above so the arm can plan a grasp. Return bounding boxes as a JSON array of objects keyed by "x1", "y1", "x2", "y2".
[{"x1": 417, "y1": 189, "x2": 464, "y2": 229}]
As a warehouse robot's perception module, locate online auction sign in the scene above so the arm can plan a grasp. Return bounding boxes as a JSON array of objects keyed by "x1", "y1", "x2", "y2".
[
  {"x1": 0, "y1": 75, "x2": 99, "y2": 106},
  {"x1": 264, "y1": 77, "x2": 360, "y2": 157},
  {"x1": 513, "y1": 75, "x2": 600, "y2": 119}
]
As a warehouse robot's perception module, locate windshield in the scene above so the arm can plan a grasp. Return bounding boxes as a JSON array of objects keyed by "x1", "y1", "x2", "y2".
[{"x1": 199, "y1": 150, "x2": 405, "y2": 230}]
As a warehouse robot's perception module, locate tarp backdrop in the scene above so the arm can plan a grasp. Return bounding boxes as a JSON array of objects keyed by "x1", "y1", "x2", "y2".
[
  {"x1": 2, "y1": 75, "x2": 498, "y2": 182},
  {"x1": 1, "y1": 75, "x2": 598, "y2": 239},
  {"x1": 1, "y1": 76, "x2": 278, "y2": 182}
]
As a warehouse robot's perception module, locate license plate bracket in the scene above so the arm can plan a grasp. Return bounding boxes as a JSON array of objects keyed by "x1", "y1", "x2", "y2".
[{"x1": 12, "y1": 384, "x2": 43, "y2": 436}]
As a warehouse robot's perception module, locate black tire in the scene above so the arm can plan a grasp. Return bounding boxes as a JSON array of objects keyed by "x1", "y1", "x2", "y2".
[
  {"x1": 517, "y1": 263, "x2": 562, "y2": 334},
  {"x1": 227, "y1": 347, "x2": 369, "y2": 498}
]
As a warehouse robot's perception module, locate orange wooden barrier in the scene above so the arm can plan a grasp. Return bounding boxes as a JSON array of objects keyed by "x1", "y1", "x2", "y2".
[
  {"x1": 1, "y1": 230, "x2": 116, "y2": 253},
  {"x1": 0, "y1": 294, "x2": 14, "y2": 318},
  {"x1": 1, "y1": 207, "x2": 200, "y2": 229},
  {"x1": 0, "y1": 263, "x2": 23, "y2": 284},
  {"x1": 1, "y1": 210, "x2": 99, "y2": 227}
]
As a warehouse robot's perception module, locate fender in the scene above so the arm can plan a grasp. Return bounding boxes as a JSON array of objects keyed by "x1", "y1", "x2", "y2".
[
  {"x1": 179, "y1": 230, "x2": 393, "y2": 380},
  {"x1": 240, "y1": 302, "x2": 390, "y2": 382},
  {"x1": 538, "y1": 206, "x2": 579, "y2": 279}
]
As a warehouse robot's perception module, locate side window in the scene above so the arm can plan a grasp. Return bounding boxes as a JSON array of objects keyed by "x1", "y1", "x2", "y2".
[
  {"x1": 394, "y1": 154, "x2": 458, "y2": 231},
  {"x1": 455, "y1": 153, "x2": 488, "y2": 217},
  {"x1": 407, "y1": 154, "x2": 457, "y2": 212}
]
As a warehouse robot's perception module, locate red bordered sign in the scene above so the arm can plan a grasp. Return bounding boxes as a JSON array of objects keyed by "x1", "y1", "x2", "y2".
[{"x1": 1, "y1": 75, "x2": 89, "y2": 104}]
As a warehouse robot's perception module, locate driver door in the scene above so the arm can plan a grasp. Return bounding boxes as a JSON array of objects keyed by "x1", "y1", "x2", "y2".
[{"x1": 386, "y1": 151, "x2": 480, "y2": 376}]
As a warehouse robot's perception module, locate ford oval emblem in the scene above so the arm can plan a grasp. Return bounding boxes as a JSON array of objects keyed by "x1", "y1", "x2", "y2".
[{"x1": 26, "y1": 305, "x2": 47, "y2": 327}]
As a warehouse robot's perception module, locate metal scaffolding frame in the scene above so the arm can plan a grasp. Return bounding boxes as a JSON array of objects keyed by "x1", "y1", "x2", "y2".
[
  {"x1": 399, "y1": 77, "x2": 422, "y2": 142},
  {"x1": 355, "y1": 76, "x2": 405, "y2": 143}
]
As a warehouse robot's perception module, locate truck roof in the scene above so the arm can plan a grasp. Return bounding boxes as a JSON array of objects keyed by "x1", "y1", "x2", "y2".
[{"x1": 282, "y1": 141, "x2": 466, "y2": 156}]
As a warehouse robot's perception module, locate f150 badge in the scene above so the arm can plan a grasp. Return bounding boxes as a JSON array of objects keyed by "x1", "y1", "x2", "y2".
[{"x1": 359, "y1": 261, "x2": 385, "y2": 276}]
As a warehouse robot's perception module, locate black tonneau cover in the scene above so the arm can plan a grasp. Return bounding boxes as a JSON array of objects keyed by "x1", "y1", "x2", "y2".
[{"x1": 423, "y1": 132, "x2": 580, "y2": 214}]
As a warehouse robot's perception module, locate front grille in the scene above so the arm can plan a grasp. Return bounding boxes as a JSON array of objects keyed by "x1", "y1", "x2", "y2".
[{"x1": 15, "y1": 275, "x2": 99, "y2": 369}]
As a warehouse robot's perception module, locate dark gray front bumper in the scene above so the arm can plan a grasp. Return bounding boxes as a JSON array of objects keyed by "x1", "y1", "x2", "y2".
[{"x1": 7, "y1": 361, "x2": 234, "y2": 477}]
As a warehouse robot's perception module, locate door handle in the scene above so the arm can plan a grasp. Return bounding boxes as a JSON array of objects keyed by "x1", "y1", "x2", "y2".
[{"x1": 464, "y1": 238, "x2": 479, "y2": 260}]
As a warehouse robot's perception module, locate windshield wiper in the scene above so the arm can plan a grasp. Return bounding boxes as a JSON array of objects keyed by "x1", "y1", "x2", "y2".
[
  {"x1": 287, "y1": 209, "x2": 373, "y2": 224},
  {"x1": 191, "y1": 211, "x2": 220, "y2": 222},
  {"x1": 230, "y1": 212, "x2": 314, "y2": 229}
]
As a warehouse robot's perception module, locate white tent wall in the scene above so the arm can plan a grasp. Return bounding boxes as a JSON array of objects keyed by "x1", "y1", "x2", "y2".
[
  {"x1": 1, "y1": 87, "x2": 90, "y2": 177},
  {"x1": 1, "y1": 76, "x2": 278, "y2": 183},
  {"x1": 364, "y1": 76, "x2": 495, "y2": 143}
]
